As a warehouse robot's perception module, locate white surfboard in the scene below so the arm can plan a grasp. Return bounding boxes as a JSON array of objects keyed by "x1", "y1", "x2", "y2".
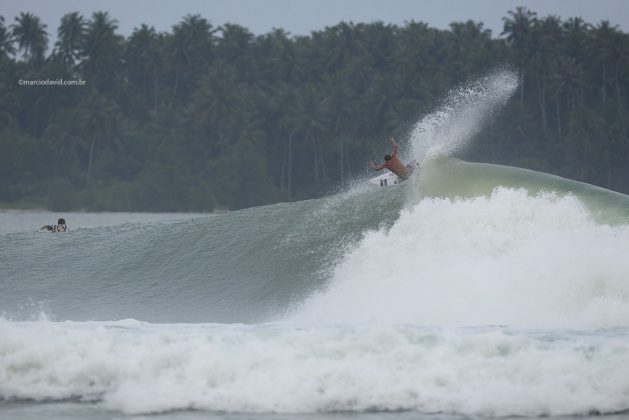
[
  {"x1": 368, "y1": 161, "x2": 420, "y2": 187},
  {"x1": 368, "y1": 171, "x2": 404, "y2": 187}
]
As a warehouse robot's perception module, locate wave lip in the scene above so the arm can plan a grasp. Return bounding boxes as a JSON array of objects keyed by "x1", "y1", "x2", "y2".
[
  {"x1": 1, "y1": 320, "x2": 628, "y2": 416},
  {"x1": 418, "y1": 156, "x2": 629, "y2": 225}
]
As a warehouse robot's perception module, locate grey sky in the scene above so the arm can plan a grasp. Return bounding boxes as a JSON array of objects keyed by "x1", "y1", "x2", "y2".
[{"x1": 3, "y1": 0, "x2": 629, "y2": 48}]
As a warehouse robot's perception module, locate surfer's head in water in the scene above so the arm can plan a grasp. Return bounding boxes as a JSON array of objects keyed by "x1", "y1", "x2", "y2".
[{"x1": 368, "y1": 137, "x2": 414, "y2": 180}]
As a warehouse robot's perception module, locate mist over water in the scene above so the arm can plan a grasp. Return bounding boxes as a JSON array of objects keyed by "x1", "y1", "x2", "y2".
[{"x1": 2, "y1": 69, "x2": 629, "y2": 418}]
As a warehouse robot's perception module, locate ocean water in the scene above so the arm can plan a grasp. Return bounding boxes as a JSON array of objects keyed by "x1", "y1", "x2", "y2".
[{"x1": 1, "y1": 70, "x2": 629, "y2": 419}]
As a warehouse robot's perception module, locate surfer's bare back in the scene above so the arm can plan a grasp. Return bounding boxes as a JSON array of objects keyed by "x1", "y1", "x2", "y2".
[{"x1": 368, "y1": 137, "x2": 414, "y2": 180}]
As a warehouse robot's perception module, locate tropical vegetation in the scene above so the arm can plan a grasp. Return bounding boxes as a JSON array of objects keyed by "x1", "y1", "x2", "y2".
[{"x1": 1, "y1": 8, "x2": 628, "y2": 211}]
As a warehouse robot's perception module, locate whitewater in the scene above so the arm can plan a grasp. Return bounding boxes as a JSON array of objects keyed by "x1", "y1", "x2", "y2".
[{"x1": 1, "y1": 69, "x2": 629, "y2": 419}]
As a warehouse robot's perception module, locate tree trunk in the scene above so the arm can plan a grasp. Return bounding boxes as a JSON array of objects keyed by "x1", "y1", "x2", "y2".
[
  {"x1": 86, "y1": 133, "x2": 96, "y2": 189},
  {"x1": 317, "y1": 138, "x2": 327, "y2": 180},
  {"x1": 312, "y1": 137, "x2": 319, "y2": 182},
  {"x1": 339, "y1": 139, "x2": 344, "y2": 183},
  {"x1": 154, "y1": 68, "x2": 159, "y2": 112},
  {"x1": 173, "y1": 68, "x2": 179, "y2": 98},
  {"x1": 614, "y1": 67, "x2": 629, "y2": 159},
  {"x1": 579, "y1": 69, "x2": 585, "y2": 107},
  {"x1": 615, "y1": 66, "x2": 623, "y2": 106},
  {"x1": 143, "y1": 72, "x2": 147, "y2": 102},
  {"x1": 520, "y1": 68, "x2": 525, "y2": 106},
  {"x1": 538, "y1": 72, "x2": 546, "y2": 131},
  {"x1": 607, "y1": 166, "x2": 612, "y2": 189},
  {"x1": 280, "y1": 145, "x2": 286, "y2": 191},
  {"x1": 556, "y1": 93, "x2": 561, "y2": 142},
  {"x1": 581, "y1": 133, "x2": 588, "y2": 181},
  {"x1": 287, "y1": 135, "x2": 293, "y2": 197},
  {"x1": 602, "y1": 62, "x2": 607, "y2": 104}
]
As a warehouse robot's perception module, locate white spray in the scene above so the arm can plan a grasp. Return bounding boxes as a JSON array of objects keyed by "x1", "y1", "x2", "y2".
[{"x1": 410, "y1": 69, "x2": 519, "y2": 162}]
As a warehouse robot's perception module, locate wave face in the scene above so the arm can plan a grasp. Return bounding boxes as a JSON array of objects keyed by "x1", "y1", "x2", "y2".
[
  {"x1": 0, "y1": 186, "x2": 405, "y2": 323},
  {"x1": 2, "y1": 69, "x2": 629, "y2": 417},
  {"x1": 3, "y1": 167, "x2": 628, "y2": 327}
]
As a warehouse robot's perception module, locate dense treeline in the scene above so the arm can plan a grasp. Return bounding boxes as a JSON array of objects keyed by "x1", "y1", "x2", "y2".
[{"x1": 0, "y1": 8, "x2": 628, "y2": 211}]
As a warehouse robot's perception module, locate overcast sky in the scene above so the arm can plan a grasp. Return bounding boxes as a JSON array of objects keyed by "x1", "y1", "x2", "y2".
[{"x1": 3, "y1": 0, "x2": 629, "y2": 46}]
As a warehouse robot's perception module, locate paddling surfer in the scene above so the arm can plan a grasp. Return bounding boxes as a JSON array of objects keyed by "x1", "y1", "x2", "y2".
[
  {"x1": 40, "y1": 218, "x2": 68, "y2": 232},
  {"x1": 368, "y1": 137, "x2": 417, "y2": 180}
]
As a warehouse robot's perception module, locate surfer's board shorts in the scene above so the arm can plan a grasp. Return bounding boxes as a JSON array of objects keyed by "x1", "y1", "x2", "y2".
[{"x1": 401, "y1": 162, "x2": 418, "y2": 180}]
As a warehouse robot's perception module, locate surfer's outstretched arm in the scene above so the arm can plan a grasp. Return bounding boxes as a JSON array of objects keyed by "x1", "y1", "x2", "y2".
[
  {"x1": 368, "y1": 161, "x2": 385, "y2": 171},
  {"x1": 389, "y1": 137, "x2": 399, "y2": 157}
]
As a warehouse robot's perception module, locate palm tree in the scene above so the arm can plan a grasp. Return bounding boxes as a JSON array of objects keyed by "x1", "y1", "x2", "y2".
[
  {"x1": 0, "y1": 16, "x2": 15, "y2": 61},
  {"x1": 170, "y1": 14, "x2": 214, "y2": 98},
  {"x1": 323, "y1": 73, "x2": 358, "y2": 183},
  {"x1": 217, "y1": 24, "x2": 253, "y2": 67},
  {"x1": 190, "y1": 62, "x2": 240, "y2": 158},
  {"x1": 502, "y1": 7, "x2": 537, "y2": 105},
  {"x1": 286, "y1": 86, "x2": 329, "y2": 186},
  {"x1": 562, "y1": 17, "x2": 590, "y2": 107},
  {"x1": 260, "y1": 28, "x2": 304, "y2": 84},
  {"x1": 126, "y1": 24, "x2": 163, "y2": 111},
  {"x1": 549, "y1": 53, "x2": 586, "y2": 148},
  {"x1": 395, "y1": 21, "x2": 430, "y2": 74},
  {"x1": 0, "y1": 76, "x2": 17, "y2": 129},
  {"x1": 11, "y1": 12, "x2": 48, "y2": 64},
  {"x1": 231, "y1": 116, "x2": 271, "y2": 207},
  {"x1": 324, "y1": 22, "x2": 367, "y2": 72},
  {"x1": 530, "y1": 15, "x2": 562, "y2": 131},
  {"x1": 448, "y1": 21, "x2": 493, "y2": 80},
  {"x1": 45, "y1": 108, "x2": 82, "y2": 157},
  {"x1": 81, "y1": 12, "x2": 122, "y2": 92},
  {"x1": 360, "y1": 21, "x2": 396, "y2": 71},
  {"x1": 77, "y1": 92, "x2": 119, "y2": 188},
  {"x1": 55, "y1": 12, "x2": 86, "y2": 68},
  {"x1": 589, "y1": 22, "x2": 613, "y2": 103}
]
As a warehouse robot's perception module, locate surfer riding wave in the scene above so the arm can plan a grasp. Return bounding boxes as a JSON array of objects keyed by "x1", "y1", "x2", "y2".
[{"x1": 368, "y1": 137, "x2": 417, "y2": 180}]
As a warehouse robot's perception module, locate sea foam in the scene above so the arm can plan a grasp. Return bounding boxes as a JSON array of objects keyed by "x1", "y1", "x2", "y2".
[
  {"x1": 1, "y1": 320, "x2": 628, "y2": 416},
  {"x1": 293, "y1": 188, "x2": 629, "y2": 329}
]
